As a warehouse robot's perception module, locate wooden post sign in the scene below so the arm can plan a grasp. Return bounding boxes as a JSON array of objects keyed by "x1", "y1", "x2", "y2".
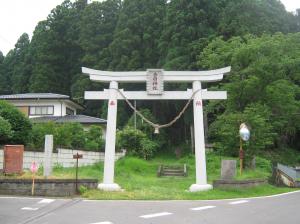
[{"x1": 73, "y1": 153, "x2": 83, "y2": 194}]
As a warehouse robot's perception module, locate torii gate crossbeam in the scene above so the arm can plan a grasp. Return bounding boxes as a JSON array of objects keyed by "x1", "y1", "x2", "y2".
[{"x1": 83, "y1": 67, "x2": 231, "y2": 192}]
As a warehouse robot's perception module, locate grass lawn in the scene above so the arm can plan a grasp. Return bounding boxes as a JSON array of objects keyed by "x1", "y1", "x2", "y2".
[{"x1": 2, "y1": 152, "x2": 297, "y2": 200}]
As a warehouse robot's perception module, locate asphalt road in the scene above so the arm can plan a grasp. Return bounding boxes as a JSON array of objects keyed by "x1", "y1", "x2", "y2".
[{"x1": 1, "y1": 191, "x2": 300, "y2": 224}]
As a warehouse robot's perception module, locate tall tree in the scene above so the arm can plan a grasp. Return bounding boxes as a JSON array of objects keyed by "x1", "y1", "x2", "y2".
[
  {"x1": 79, "y1": 0, "x2": 121, "y2": 69},
  {"x1": 0, "y1": 51, "x2": 9, "y2": 94},
  {"x1": 109, "y1": 0, "x2": 166, "y2": 70},
  {"x1": 218, "y1": 0, "x2": 299, "y2": 38},
  {"x1": 159, "y1": 0, "x2": 220, "y2": 70},
  {"x1": 29, "y1": 0, "x2": 87, "y2": 94},
  {"x1": 10, "y1": 33, "x2": 32, "y2": 93}
]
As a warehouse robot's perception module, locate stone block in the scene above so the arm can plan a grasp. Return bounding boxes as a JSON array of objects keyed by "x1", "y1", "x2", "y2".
[
  {"x1": 43, "y1": 135, "x2": 53, "y2": 177},
  {"x1": 221, "y1": 160, "x2": 236, "y2": 180}
]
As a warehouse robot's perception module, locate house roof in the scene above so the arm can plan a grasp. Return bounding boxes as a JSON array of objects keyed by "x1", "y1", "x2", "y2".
[
  {"x1": 0, "y1": 93, "x2": 70, "y2": 100},
  {"x1": 0, "y1": 93, "x2": 84, "y2": 110},
  {"x1": 30, "y1": 115, "x2": 107, "y2": 124}
]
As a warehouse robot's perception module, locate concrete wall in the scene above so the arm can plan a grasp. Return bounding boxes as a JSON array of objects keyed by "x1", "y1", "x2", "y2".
[
  {"x1": 0, "y1": 148, "x2": 126, "y2": 169},
  {"x1": 213, "y1": 179, "x2": 267, "y2": 188},
  {"x1": 0, "y1": 179, "x2": 98, "y2": 196}
]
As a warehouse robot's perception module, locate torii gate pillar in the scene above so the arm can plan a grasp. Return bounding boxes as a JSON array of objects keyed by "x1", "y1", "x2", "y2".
[
  {"x1": 98, "y1": 81, "x2": 121, "y2": 191},
  {"x1": 190, "y1": 81, "x2": 212, "y2": 192}
]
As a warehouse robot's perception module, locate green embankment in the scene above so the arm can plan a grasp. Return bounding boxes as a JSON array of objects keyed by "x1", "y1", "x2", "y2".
[
  {"x1": 2, "y1": 153, "x2": 297, "y2": 200},
  {"x1": 49, "y1": 153, "x2": 298, "y2": 199}
]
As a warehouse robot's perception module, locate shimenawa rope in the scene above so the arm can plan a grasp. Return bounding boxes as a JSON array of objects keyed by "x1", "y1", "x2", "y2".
[{"x1": 110, "y1": 88, "x2": 201, "y2": 133}]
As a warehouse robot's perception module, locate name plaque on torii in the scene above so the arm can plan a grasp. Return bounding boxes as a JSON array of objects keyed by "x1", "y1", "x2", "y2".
[
  {"x1": 82, "y1": 66, "x2": 231, "y2": 192},
  {"x1": 146, "y1": 69, "x2": 164, "y2": 95}
]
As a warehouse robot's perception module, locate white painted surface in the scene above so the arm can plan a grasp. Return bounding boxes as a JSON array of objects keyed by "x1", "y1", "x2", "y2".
[
  {"x1": 98, "y1": 81, "x2": 121, "y2": 191},
  {"x1": 229, "y1": 200, "x2": 249, "y2": 205},
  {"x1": 189, "y1": 81, "x2": 212, "y2": 191},
  {"x1": 189, "y1": 184, "x2": 213, "y2": 192},
  {"x1": 139, "y1": 212, "x2": 173, "y2": 219},
  {"x1": 89, "y1": 222, "x2": 113, "y2": 224},
  {"x1": 85, "y1": 90, "x2": 227, "y2": 100},
  {"x1": 82, "y1": 66, "x2": 231, "y2": 83},
  {"x1": 38, "y1": 199, "x2": 55, "y2": 204},
  {"x1": 21, "y1": 207, "x2": 39, "y2": 211},
  {"x1": 190, "y1": 205, "x2": 216, "y2": 211},
  {"x1": 0, "y1": 148, "x2": 126, "y2": 169}
]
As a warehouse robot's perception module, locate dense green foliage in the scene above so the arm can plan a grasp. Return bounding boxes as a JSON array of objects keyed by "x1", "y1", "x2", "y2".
[
  {"x1": 0, "y1": 116, "x2": 12, "y2": 142},
  {"x1": 0, "y1": 0, "x2": 299, "y2": 157},
  {"x1": 29, "y1": 122, "x2": 104, "y2": 151},
  {"x1": 0, "y1": 101, "x2": 32, "y2": 144},
  {"x1": 200, "y1": 33, "x2": 300, "y2": 155},
  {"x1": 85, "y1": 125, "x2": 105, "y2": 151},
  {"x1": 117, "y1": 126, "x2": 158, "y2": 159}
]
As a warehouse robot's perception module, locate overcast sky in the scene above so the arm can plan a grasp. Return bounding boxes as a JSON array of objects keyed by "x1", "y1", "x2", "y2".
[{"x1": 0, "y1": 0, "x2": 299, "y2": 56}]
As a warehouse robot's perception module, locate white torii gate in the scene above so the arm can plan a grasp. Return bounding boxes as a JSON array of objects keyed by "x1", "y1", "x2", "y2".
[{"x1": 82, "y1": 66, "x2": 231, "y2": 192}]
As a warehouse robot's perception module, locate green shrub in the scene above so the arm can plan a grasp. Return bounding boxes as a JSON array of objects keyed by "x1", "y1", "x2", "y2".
[
  {"x1": 126, "y1": 108, "x2": 167, "y2": 151},
  {"x1": 85, "y1": 140, "x2": 99, "y2": 151},
  {"x1": 68, "y1": 123, "x2": 86, "y2": 149},
  {"x1": 29, "y1": 122, "x2": 56, "y2": 150},
  {"x1": 0, "y1": 100, "x2": 32, "y2": 144},
  {"x1": 55, "y1": 123, "x2": 72, "y2": 148},
  {"x1": 0, "y1": 116, "x2": 12, "y2": 143},
  {"x1": 85, "y1": 125, "x2": 104, "y2": 150},
  {"x1": 29, "y1": 122, "x2": 104, "y2": 151},
  {"x1": 209, "y1": 103, "x2": 275, "y2": 157},
  {"x1": 117, "y1": 126, "x2": 158, "y2": 159},
  {"x1": 79, "y1": 185, "x2": 88, "y2": 194},
  {"x1": 140, "y1": 138, "x2": 158, "y2": 159},
  {"x1": 56, "y1": 123, "x2": 85, "y2": 149}
]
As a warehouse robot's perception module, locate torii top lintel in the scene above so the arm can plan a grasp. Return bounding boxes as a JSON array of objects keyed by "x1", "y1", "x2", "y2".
[{"x1": 82, "y1": 66, "x2": 231, "y2": 83}]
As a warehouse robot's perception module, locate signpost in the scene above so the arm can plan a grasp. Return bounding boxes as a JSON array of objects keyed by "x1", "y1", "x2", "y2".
[
  {"x1": 30, "y1": 161, "x2": 39, "y2": 195},
  {"x1": 239, "y1": 123, "x2": 250, "y2": 175},
  {"x1": 82, "y1": 66, "x2": 231, "y2": 192},
  {"x1": 73, "y1": 153, "x2": 83, "y2": 194}
]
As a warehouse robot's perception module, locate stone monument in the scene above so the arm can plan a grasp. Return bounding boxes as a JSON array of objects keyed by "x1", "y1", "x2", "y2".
[
  {"x1": 221, "y1": 160, "x2": 236, "y2": 180},
  {"x1": 43, "y1": 135, "x2": 53, "y2": 177}
]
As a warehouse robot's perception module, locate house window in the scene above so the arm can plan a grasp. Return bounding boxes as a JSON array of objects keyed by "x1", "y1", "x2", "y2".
[
  {"x1": 29, "y1": 106, "x2": 54, "y2": 115},
  {"x1": 66, "y1": 107, "x2": 75, "y2": 115}
]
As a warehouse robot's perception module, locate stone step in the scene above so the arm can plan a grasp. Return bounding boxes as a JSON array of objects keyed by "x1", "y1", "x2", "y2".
[
  {"x1": 157, "y1": 164, "x2": 188, "y2": 177},
  {"x1": 163, "y1": 169, "x2": 183, "y2": 173},
  {"x1": 162, "y1": 172, "x2": 185, "y2": 176}
]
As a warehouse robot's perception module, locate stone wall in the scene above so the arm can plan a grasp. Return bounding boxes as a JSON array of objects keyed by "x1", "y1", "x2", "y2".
[
  {"x1": 0, "y1": 179, "x2": 98, "y2": 196},
  {"x1": 0, "y1": 148, "x2": 126, "y2": 169},
  {"x1": 213, "y1": 179, "x2": 267, "y2": 188}
]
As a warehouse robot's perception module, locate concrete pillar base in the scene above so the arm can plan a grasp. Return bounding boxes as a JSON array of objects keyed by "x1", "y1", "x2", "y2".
[
  {"x1": 98, "y1": 183, "x2": 122, "y2": 191},
  {"x1": 189, "y1": 184, "x2": 213, "y2": 192}
]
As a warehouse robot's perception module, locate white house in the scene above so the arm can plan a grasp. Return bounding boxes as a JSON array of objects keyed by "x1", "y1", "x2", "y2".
[{"x1": 0, "y1": 93, "x2": 107, "y2": 136}]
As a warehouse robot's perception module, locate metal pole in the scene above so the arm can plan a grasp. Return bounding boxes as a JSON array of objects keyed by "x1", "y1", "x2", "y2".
[{"x1": 240, "y1": 138, "x2": 243, "y2": 175}]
